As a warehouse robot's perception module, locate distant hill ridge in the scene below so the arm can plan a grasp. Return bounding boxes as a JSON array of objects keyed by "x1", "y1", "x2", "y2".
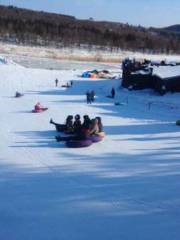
[
  {"x1": 0, "y1": 5, "x2": 179, "y2": 54},
  {"x1": 161, "y1": 25, "x2": 180, "y2": 34}
]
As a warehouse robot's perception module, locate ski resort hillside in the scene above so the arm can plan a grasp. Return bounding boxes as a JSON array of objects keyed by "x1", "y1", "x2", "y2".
[{"x1": 0, "y1": 57, "x2": 180, "y2": 240}]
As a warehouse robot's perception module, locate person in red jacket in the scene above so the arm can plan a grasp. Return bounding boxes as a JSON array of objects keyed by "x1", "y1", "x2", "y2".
[
  {"x1": 34, "y1": 102, "x2": 43, "y2": 111},
  {"x1": 33, "y1": 102, "x2": 48, "y2": 112}
]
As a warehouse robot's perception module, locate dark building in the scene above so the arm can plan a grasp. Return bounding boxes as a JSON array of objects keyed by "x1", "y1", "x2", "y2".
[{"x1": 121, "y1": 59, "x2": 180, "y2": 95}]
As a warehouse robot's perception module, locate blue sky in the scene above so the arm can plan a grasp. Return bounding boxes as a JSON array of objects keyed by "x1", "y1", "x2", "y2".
[{"x1": 0, "y1": 0, "x2": 179, "y2": 27}]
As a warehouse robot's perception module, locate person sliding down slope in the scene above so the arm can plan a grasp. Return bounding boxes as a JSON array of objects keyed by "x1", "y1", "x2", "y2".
[
  {"x1": 55, "y1": 118, "x2": 99, "y2": 142},
  {"x1": 32, "y1": 102, "x2": 48, "y2": 113},
  {"x1": 50, "y1": 115, "x2": 74, "y2": 133}
]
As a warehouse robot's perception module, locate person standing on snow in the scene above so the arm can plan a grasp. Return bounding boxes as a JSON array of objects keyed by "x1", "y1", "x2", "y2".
[
  {"x1": 86, "y1": 91, "x2": 91, "y2": 104},
  {"x1": 111, "y1": 87, "x2": 115, "y2": 98},
  {"x1": 90, "y1": 90, "x2": 95, "y2": 102},
  {"x1": 55, "y1": 78, "x2": 59, "y2": 87}
]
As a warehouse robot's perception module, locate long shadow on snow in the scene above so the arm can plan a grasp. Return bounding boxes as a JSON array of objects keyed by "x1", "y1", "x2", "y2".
[
  {"x1": 11, "y1": 130, "x2": 64, "y2": 149},
  {"x1": 3, "y1": 141, "x2": 180, "y2": 240},
  {"x1": 105, "y1": 122, "x2": 179, "y2": 136},
  {"x1": 90, "y1": 101, "x2": 178, "y2": 122},
  {"x1": 28, "y1": 79, "x2": 119, "y2": 97}
]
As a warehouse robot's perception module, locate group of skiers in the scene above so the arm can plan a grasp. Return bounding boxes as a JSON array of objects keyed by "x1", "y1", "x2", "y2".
[{"x1": 50, "y1": 114, "x2": 103, "y2": 141}]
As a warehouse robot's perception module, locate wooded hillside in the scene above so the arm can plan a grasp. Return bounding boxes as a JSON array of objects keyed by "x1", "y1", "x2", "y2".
[{"x1": 0, "y1": 5, "x2": 179, "y2": 54}]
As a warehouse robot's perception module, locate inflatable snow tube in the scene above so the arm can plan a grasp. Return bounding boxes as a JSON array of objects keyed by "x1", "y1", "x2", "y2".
[
  {"x1": 176, "y1": 120, "x2": 180, "y2": 126},
  {"x1": 87, "y1": 135, "x2": 103, "y2": 143},
  {"x1": 32, "y1": 108, "x2": 48, "y2": 113},
  {"x1": 66, "y1": 139, "x2": 92, "y2": 148},
  {"x1": 96, "y1": 132, "x2": 105, "y2": 138}
]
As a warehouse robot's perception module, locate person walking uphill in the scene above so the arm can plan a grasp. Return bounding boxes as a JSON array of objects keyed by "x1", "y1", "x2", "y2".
[{"x1": 111, "y1": 87, "x2": 115, "y2": 98}]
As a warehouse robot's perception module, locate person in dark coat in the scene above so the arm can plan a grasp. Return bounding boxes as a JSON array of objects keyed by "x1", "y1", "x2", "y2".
[
  {"x1": 86, "y1": 91, "x2": 91, "y2": 104},
  {"x1": 50, "y1": 115, "x2": 73, "y2": 133},
  {"x1": 111, "y1": 87, "x2": 115, "y2": 98},
  {"x1": 65, "y1": 116, "x2": 74, "y2": 133},
  {"x1": 56, "y1": 115, "x2": 91, "y2": 142},
  {"x1": 73, "y1": 114, "x2": 82, "y2": 134},
  {"x1": 90, "y1": 90, "x2": 95, "y2": 102},
  {"x1": 55, "y1": 78, "x2": 59, "y2": 87},
  {"x1": 56, "y1": 121, "x2": 90, "y2": 142},
  {"x1": 82, "y1": 115, "x2": 91, "y2": 129}
]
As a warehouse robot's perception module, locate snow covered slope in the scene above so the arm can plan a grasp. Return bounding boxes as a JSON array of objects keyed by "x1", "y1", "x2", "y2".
[{"x1": 0, "y1": 59, "x2": 180, "y2": 240}]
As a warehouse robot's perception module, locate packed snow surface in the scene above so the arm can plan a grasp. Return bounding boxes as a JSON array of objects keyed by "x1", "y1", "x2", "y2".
[{"x1": 0, "y1": 58, "x2": 180, "y2": 240}]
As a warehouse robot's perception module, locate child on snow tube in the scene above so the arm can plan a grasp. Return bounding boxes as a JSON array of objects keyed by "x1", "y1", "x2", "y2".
[
  {"x1": 56, "y1": 117, "x2": 103, "y2": 143},
  {"x1": 33, "y1": 102, "x2": 48, "y2": 112},
  {"x1": 55, "y1": 115, "x2": 91, "y2": 142},
  {"x1": 86, "y1": 118, "x2": 104, "y2": 142},
  {"x1": 55, "y1": 115, "x2": 105, "y2": 147},
  {"x1": 73, "y1": 114, "x2": 82, "y2": 134},
  {"x1": 50, "y1": 115, "x2": 74, "y2": 133},
  {"x1": 95, "y1": 116, "x2": 105, "y2": 137}
]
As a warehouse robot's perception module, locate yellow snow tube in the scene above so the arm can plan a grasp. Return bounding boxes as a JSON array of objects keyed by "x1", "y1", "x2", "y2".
[{"x1": 96, "y1": 132, "x2": 106, "y2": 138}]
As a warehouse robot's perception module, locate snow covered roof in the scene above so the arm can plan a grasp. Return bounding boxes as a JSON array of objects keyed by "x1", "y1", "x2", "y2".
[
  {"x1": 153, "y1": 66, "x2": 180, "y2": 79},
  {"x1": 131, "y1": 71, "x2": 149, "y2": 75}
]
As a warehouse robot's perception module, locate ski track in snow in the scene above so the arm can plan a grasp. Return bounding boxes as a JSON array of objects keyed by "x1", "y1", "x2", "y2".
[{"x1": 0, "y1": 59, "x2": 180, "y2": 240}]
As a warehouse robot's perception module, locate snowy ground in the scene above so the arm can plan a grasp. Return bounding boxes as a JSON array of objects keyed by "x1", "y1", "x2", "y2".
[
  {"x1": 1, "y1": 54, "x2": 120, "y2": 71},
  {"x1": 0, "y1": 57, "x2": 180, "y2": 240}
]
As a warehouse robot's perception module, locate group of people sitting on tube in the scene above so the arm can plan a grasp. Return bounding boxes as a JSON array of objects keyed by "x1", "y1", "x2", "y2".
[{"x1": 50, "y1": 115, "x2": 104, "y2": 142}]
